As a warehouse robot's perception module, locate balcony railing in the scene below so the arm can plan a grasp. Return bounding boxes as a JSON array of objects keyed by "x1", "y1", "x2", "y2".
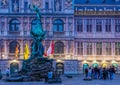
[
  {"x1": 0, "y1": 31, "x2": 74, "y2": 39},
  {"x1": 46, "y1": 31, "x2": 74, "y2": 38}
]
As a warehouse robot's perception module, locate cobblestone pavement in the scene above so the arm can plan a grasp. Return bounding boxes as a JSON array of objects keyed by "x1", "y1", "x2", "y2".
[{"x1": 0, "y1": 74, "x2": 120, "y2": 85}]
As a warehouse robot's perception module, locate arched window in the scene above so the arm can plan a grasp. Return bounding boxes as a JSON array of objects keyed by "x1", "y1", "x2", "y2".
[
  {"x1": 54, "y1": 41, "x2": 64, "y2": 54},
  {"x1": 9, "y1": 19, "x2": 20, "y2": 31},
  {"x1": 31, "y1": 19, "x2": 42, "y2": 30},
  {"x1": 9, "y1": 41, "x2": 20, "y2": 53},
  {"x1": 53, "y1": 19, "x2": 64, "y2": 32}
]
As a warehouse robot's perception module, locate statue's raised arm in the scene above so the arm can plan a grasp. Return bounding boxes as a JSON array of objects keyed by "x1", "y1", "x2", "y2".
[{"x1": 29, "y1": 4, "x2": 41, "y2": 20}]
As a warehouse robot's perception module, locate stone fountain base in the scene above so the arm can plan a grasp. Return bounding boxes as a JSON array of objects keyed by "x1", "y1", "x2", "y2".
[{"x1": 5, "y1": 57, "x2": 53, "y2": 82}]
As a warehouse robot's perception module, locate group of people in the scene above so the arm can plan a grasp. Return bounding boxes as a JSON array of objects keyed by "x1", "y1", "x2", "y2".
[{"x1": 84, "y1": 66, "x2": 116, "y2": 80}]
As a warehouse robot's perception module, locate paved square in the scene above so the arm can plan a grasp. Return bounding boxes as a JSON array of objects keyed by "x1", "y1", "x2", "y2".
[{"x1": 0, "y1": 74, "x2": 120, "y2": 85}]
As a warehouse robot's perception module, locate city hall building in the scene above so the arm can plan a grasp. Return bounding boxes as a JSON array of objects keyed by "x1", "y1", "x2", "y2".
[
  {"x1": 0, "y1": 0, "x2": 75, "y2": 74},
  {"x1": 0, "y1": 0, "x2": 120, "y2": 74}
]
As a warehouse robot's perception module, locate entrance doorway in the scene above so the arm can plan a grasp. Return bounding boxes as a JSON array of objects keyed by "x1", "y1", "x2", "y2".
[
  {"x1": 10, "y1": 62, "x2": 19, "y2": 74},
  {"x1": 112, "y1": 63, "x2": 118, "y2": 72},
  {"x1": 92, "y1": 63, "x2": 98, "y2": 68},
  {"x1": 56, "y1": 63, "x2": 64, "y2": 74},
  {"x1": 83, "y1": 63, "x2": 89, "y2": 73}
]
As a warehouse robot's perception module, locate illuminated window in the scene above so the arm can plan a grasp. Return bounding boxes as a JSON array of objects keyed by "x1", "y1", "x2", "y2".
[
  {"x1": 106, "y1": 42, "x2": 111, "y2": 55},
  {"x1": 115, "y1": 42, "x2": 120, "y2": 55},
  {"x1": 87, "y1": 42, "x2": 92, "y2": 55},
  {"x1": 96, "y1": 42, "x2": 102, "y2": 55},
  {"x1": 77, "y1": 42, "x2": 83, "y2": 55}
]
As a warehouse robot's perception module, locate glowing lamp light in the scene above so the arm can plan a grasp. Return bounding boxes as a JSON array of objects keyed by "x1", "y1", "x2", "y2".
[
  {"x1": 111, "y1": 60, "x2": 116, "y2": 64},
  {"x1": 83, "y1": 60, "x2": 87, "y2": 63},
  {"x1": 56, "y1": 59, "x2": 63, "y2": 63},
  {"x1": 102, "y1": 60, "x2": 106, "y2": 63},
  {"x1": 11, "y1": 59, "x2": 18, "y2": 63},
  {"x1": 93, "y1": 60, "x2": 97, "y2": 63}
]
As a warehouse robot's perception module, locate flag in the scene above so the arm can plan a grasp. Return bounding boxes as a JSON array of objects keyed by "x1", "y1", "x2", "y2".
[
  {"x1": 44, "y1": 52, "x2": 47, "y2": 57},
  {"x1": 15, "y1": 45, "x2": 19, "y2": 59},
  {"x1": 24, "y1": 43, "x2": 30, "y2": 60},
  {"x1": 47, "y1": 41, "x2": 54, "y2": 56}
]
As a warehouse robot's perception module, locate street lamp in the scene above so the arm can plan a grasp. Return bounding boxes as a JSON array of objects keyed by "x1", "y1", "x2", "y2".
[{"x1": 2, "y1": 54, "x2": 4, "y2": 59}]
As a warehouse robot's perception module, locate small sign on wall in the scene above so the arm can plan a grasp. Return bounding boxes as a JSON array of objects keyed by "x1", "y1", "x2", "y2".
[{"x1": 64, "y1": 60, "x2": 78, "y2": 74}]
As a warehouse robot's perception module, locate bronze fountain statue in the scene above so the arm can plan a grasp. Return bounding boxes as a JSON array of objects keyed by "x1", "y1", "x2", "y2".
[
  {"x1": 5, "y1": 4, "x2": 53, "y2": 82},
  {"x1": 29, "y1": 4, "x2": 46, "y2": 59}
]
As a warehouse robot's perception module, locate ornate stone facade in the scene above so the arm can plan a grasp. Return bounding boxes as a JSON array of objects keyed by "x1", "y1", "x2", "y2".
[{"x1": 0, "y1": 0, "x2": 74, "y2": 74}]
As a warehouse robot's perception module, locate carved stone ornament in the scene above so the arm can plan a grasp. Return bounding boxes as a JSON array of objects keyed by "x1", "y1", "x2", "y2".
[
  {"x1": 65, "y1": 0, "x2": 72, "y2": 8},
  {"x1": 32, "y1": 0, "x2": 42, "y2": 8},
  {"x1": 1, "y1": 0, "x2": 8, "y2": 8}
]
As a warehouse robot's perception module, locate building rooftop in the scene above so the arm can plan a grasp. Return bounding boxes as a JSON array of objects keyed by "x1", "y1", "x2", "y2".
[
  {"x1": 75, "y1": 0, "x2": 120, "y2": 5},
  {"x1": 75, "y1": 0, "x2": 120, "y2": 12}
]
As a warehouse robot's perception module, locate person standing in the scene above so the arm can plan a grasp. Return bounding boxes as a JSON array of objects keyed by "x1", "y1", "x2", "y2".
[
  {"x1": 102, "y1": 67, "x2": 107, "y2": 80},
  {"x1": 48, "y1": 70, "x2": 53, "y2": 79},
  {"x1": 88, "y1": 67, "x2": 92, "y2": 79},
  {"x1": 0, "y1": 69, "x2": 2, "y2": 80},
  {"x1": 6, "y1": 68, "x2": 10, "y2": 77},
  {"x1": 84, "y1": 68, "x2": 88, "y2": 79},
  {"x1": 110, "y1": 66, "x2": 116, "y2": 80}
]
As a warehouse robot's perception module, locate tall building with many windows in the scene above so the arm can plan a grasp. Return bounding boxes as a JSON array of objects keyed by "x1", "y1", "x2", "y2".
[{"x1": 75, "y1": 0, "x2": 120, "y2": 72}]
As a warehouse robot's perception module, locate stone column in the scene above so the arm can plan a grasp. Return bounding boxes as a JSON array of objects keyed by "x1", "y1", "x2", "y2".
[
  {"x1": 72, "y1": 17, "x2": 74, "y2": 36},
  {"x1": 102, "y1": 42, "x2": 106, "y2": 55},
  {"x1": 92, "y1": 42, "x2": 94, "y2": 55},
  {"x1": 28, "y1": 17, "x2": 30, "y2": 35},
  {"x1": 111, "y1": 19, "x2": 115, "y2": 34},
  {"x1": 83, "y1": 19, "x2": 86, "y2": 33},
  {"x1": 74, "y1": 19, "x2": 77, "y2": 37},
  {"x1": 74, "y1": 41, "x2": 77, "y2": 55},
  {"x1": 66, "y1": 41, "x2": 68, "y2": 54},
  {"x1": 83, "y1": 42, "x2": 87, "y2": 60},
  {"x1": 50, "y1": 17, "x2": 53, "y2": 35},
  {"x1": 4, "y1": 40, "x2": 7, "y2": 59},
  {"x1": 20, "y1": 17, "x2": 24, "y2": 36},
  {"x1": 102, "y1": 19, "x2": 105, "y2": 33},
  {"x1": 66, "y1": 17, "x2": 69, "y2": 36},
  {"x1": 4, "y1": 17, "x2": 7, "y2": 35},
  {"x1": 112, "y1": 42, "x2": 115, "y2": 59},
  {"x1": 21, "y1": 0, "x2": 24, "y2": 13},
  {"x1": 93, "y1": 19, "x2": 96, "y2": 38},
  {"x1": 20, "y1": 40, "x2": 23, "y2": 59},
  {"x1": 93, "y1": 42, "x2": 96, "y2": 60}
]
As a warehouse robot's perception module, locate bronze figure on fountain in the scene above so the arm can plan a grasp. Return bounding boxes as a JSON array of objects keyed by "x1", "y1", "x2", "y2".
[
  {"x1": 5, "y1": 4, "x2": 54, "y2": 82},
  {"x1": 29, "y1": 4, "x2": 46, "y2": 59}
]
